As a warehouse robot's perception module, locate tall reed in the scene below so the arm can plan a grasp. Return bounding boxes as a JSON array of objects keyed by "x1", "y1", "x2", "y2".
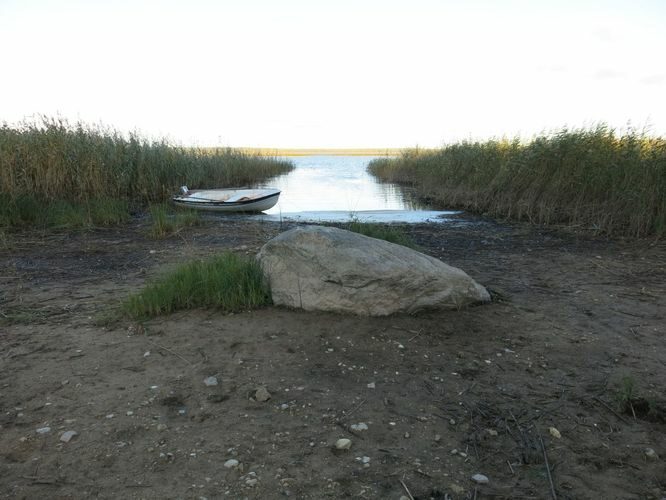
[
  {"x1": 369, "y1": 126, "x2": 666, "y2": 237},
  {"x1": 0, "y1": 117, "x2": 293, "y2": 219}
]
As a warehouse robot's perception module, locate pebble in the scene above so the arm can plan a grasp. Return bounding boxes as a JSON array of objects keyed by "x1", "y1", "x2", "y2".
[
  {"x1": 450, "y1": 483, "x2": 466, "y2": 495},
  {"x1": 335, "y1": 438, "x2": 352, "y2": 450},
  {"x1": 404, "y1": 432, "x2": 410, "y2": 438},
  {"x1": 254, "y1": 386, "x2": 271, "y2": 402},
  {"x1": 156, "y1": 423, "x2": 168, "y2": 432},
  {"x1": 549, "y1": 427, "x2": 561, "y2": 439},
  {"x1": 434, "y1": 434, "x2": 441, "y2": 442},
  {"x1": 471, "y1": 473, "x2": 489, "y2": 484},
  {"x1": 361, "y1": 456, "x2": 370, "y2": 464},
  {"x1": 487, "y1": 429, "x2": 498, "y2": 437},
  {"x1": 367, "y1": 382, "x2": 376, "y2": 389},
  {"x1": 36, "y1": 427, "x2": 51, "y2": 434},
  {"x1": 644, "y1": 448, "x2": 659, "y2": 461},
  {"x1": 203, "y1": 376, "x2": 218, "y2": 387},
  {"x1": 245, "y1": 478, "x2": 258, "y2": 487},
  {"x1": 350, "y1": 423, "x2": 368, "y2": 432},
  {"x1": 224, "y1": 459, "x2": 240, "y2": 468},
  {"x1": 59, "y1": 430, "x2": 78, "y2": 443}
]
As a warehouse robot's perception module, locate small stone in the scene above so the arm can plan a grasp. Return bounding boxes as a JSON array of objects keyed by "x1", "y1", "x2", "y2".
[
  {"x1": 156, "y1": 423, "x2": 168, "y2": 432},
  {"x1": 59, "y1": 430, "x2": 78, "y2": 443},
  {"x1": 400, "y1": 496, "x2": 410, "y2": 500},
  {"x1": 644, "y1": 448, "x2": 659, "y2": 461},
  {"x1": 126, "y1": 411, "x2": 134, "y2": 416},
  {"x1": 245, "y1": 478, "x2": 258, "y2": 487},
  {"x1": 449, "y1": 418, "x2": 456, "y2": 425},
  {"x1": 487, "y1": 429, "x2": 498, "y2": 437},
  {"x1": 224, "y1": 459, "x2": 240, "y2": 468},
  {"x1": 367, "y1": 382, "x2": 376, "y2": 389},
  {"x1": 404, "y1": 432, "x2": 410, "y2": 438},
  {"x1": 350, "y1": 423, "x2": 368, "y2": 432},
  {"x1": 471, "y1": 473, "x2": 489, "y2": 484},
  {"x1": 203, "y1": 376, "x2": 218, "y2": 387},
  {"x1": 143, "y1": 351, "x2": 150, "y2": 357},
  {"x1": 450, "y1": 483, "x2": 465, "y2": 495},
  {"x1": 361, "y1": 456, "x2": 370, "y2": 464},
  {"x1": 207, "y1": 394, "x2": 230, "y2": 403},
  {"x1": 105, "y1": 414, "x2": 115, "y2": 419},
  {"x1": 549, "y1": 427, "x2": 561, "y2": 439},
  {"x1": 335, "y1": 438, "x2": 352, "y2": 450},
  {"x1": 36, "y1": 427, "x2": 51, "y2": 434},
  {"x1": 434, "y1": 434, "x2": 441, "y2": 442},
  {"x1": 254, "y1": 386, "x2": 271, "y2": 402}
]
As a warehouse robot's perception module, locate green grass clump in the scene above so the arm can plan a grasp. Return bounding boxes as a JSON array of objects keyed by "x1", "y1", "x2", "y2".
[
  {"x1": 0, "y1": 116, "x2": 293, "y2": 228},
  {"x1": 368, "y1": 126, "x2": 666, "y2": 238},
  {"x1": 123, "y1": 252, "x2": 270, "y2": 318},
  {"x1": 148, "y1": 204, "x2": 200, "y2": 238},
  {"x1": 0, "y1": 194, "x2": 130, "y2": 229},
  {"x1": 344, "y1": 219, "x2": 416, "y2": 248}
]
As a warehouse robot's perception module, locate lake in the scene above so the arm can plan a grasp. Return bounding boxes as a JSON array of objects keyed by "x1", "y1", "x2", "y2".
[{"x1": 254, "y1": 155, "x2": 456, "y2": 223}]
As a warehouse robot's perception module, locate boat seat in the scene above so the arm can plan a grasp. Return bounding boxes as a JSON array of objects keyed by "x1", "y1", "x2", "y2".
[{"x1": 226, "y1": 193, "x2": 254, "y2": 202}]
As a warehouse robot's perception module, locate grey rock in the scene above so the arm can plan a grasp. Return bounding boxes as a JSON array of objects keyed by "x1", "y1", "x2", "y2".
[
  {"x1": 335, "y1": 438, "x2": 352, "y2": 450},
  {"x1": 254, "y1": 386, "x2": 271, "y2": 402},
  {"x1": 203, "y1": 376, "x2": 218, "y2": 387},
  {"x1": 36, "y1": 427, "x2": 51, "y2": 434},
  {"x1": 224, "y1": 459, "x2": 240, "y2": 468},
  {"x1": 645, "y1": 448, "x2": 659, "y2": 461},
  {"x1": 471, "y1": 473, "x2": 489, "y2": 484},
  {"x1": 59, "y1": 430, "x2": 78, "y2": 443},
  {"x1": 257, "y1": 226, "x2": 490, "y2": 316},
  {"x1": 350, "y1": 423, "x2": 368, "y2": 432}
]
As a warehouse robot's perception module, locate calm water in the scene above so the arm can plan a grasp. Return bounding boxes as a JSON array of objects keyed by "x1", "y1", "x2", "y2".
[{"x1": 254, "y1": 155, "x2": 456, "y2": 223}]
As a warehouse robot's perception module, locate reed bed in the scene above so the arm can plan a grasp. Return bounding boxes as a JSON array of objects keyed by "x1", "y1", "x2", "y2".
[
  {"x1": 0, "y1": 117, "x2": 293, "y2": 228},
  {"x1": 369, "y1": 126, "x2": 666, "y2": 237}
]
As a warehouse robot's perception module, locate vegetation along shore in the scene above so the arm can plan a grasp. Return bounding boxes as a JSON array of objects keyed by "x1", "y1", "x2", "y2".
[
  {"x1": 368, "y1": 126, "x2": 666, "y2": 238},
  {"x1": 0, "y1": 117, "x2": 293, "y2": 229}
]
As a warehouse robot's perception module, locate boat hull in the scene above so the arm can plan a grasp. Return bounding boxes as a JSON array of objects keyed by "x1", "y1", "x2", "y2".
[{"x1": 172, "y1": 188, "x2": 280, "y2": 212}]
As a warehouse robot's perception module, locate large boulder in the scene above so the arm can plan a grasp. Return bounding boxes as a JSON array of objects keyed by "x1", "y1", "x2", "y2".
[{"x1": 257, "y1": 226, "x2": 490, "y2": 316}]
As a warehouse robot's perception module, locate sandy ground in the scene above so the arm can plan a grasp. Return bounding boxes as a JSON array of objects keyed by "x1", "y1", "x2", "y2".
[{"x1": 1, "y1": 215, "x2": 665, "y2": 500}]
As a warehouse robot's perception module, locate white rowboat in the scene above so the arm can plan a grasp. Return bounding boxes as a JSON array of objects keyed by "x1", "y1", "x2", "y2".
[{"x1": 172, "y1": 187, "x2": 281, "y2": 212}]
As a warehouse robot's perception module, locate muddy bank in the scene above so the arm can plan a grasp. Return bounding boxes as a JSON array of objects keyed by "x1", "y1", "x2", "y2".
[{"x1": 1, "y1": 216, "x2": 665, "y2": 499}]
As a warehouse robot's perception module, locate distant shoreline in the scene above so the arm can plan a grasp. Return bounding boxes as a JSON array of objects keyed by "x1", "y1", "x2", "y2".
[{"x1": 236, "y1": 148, "x2": 406, "y2": 157}]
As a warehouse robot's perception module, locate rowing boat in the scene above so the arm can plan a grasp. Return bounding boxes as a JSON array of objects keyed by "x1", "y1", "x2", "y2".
[{"x1": 172, "y1": 187, "x2": 280, "y2": 212}]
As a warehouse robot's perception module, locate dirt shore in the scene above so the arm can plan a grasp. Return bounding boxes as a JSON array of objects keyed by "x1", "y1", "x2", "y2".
[{"x1": 1, "y1": 215, "x2": 665, "y2": 499}]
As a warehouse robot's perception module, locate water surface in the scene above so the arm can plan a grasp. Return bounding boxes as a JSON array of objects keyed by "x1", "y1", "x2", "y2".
[{"x1": 255, "y1": 155, "x2": 455, "y2": 223}]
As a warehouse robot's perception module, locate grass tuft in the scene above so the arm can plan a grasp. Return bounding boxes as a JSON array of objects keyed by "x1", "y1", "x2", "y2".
[
  {"x1": 123, "y1": 252, "x2": 271, "y2": 318},
  {"x1": 148, "y1": 204, "x2": 200, "y2": 238},
  {"x1": 343, "y1": 219, "x2": 416, "y2": 248},
  {"x1": 368, "y1": 126, "x2": 666, "y2": 238}
]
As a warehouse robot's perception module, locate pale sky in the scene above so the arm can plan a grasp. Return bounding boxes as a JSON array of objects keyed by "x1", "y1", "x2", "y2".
[{"x1": 1, "y1": 0, "x2": 665, "y2": 147}]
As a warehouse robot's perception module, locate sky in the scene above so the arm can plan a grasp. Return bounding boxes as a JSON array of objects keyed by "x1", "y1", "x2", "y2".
[{"x1": 1, "y1": 0, "x2": 665, "y2": 148}]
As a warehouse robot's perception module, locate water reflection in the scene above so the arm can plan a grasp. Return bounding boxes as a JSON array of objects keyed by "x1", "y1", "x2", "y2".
[{"x1": 254, "y1": 155, "x2": 456, "y2": 223}]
